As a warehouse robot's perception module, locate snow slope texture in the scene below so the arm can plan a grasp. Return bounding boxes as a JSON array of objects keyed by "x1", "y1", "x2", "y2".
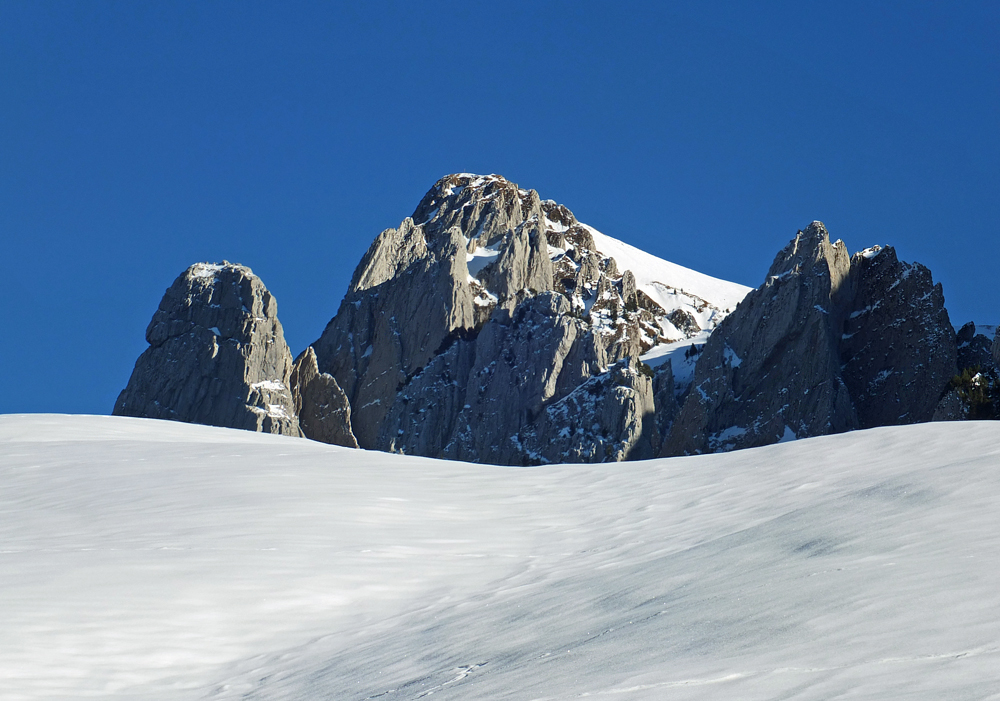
[{"x1": 2, "y1": 414, "x2": 1000, "y2": 700}]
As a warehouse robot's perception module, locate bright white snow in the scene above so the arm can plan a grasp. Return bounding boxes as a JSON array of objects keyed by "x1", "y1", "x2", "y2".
[
  {"x1": 584, "y1": 225, "x2": 751, "y2": 320},
  {"x1": 190, "y1": 263, "x2": 223, "y2": 279},
  {"x1": 250, "y1": 380, "x2": 286, "y2": 392},
  {"x1": 465, "y1": 241, "x2": 501, "y2": 278},
  {"x1": 2, "y1": 415, "x2": 1000, "y2": 699}
]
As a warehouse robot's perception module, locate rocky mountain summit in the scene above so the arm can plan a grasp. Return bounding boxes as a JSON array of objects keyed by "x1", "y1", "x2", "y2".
[
  {"x1": 116, "y1": 174, "x2": 993, "y2": 462},
  {"x1": 305, "y1": 173, "x2": 747, "y2": 463}
]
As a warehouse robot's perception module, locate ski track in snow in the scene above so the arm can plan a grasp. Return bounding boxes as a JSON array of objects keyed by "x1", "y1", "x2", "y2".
[{"x1": 2, "y1": 414, "x2": 1000, "y2": 700}]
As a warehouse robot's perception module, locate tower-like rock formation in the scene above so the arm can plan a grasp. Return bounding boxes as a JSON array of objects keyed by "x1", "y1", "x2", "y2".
[
  {"x1": 113, "y1": 262, "x2": 300, "y2": 436},
  {"x1": 661, "y1": 223, "x2": 957, "y2": 456},
  {"x1": 662, "y1": 223, "x2": 857, "y2": 455}
]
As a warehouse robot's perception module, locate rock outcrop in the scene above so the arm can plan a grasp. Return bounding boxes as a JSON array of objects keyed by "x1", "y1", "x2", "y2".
[
  {"x1": 661, "y1": 224, "x2": 957, "y2": 456},
  {"x1": 933, "y1": 322, "x2": 999, "y2": 422},
  {"x1": 290, "y1": 347, "x2": 358, "y2": 448},
  {"x1": 840, "y1": 245, "x2": 956, "y2": 428},
  {"x1": 955, "y1": 322, "x2": 994, "y2": 372},
  {"x1": 438, "y1": 292, "x2": 604, "y2": 464},
  {"x1": 310, "y1": 219, "x2": 477, "y2": 448},
  {"x1": 662, "y1": 223, "x2": 857, "y2": 455},
  {"x1": 932, "y1": 390, "x2": 966, "y2": 422},
  {"x1": 114, "y1": 262, "x2": 300, "y2": 436}
]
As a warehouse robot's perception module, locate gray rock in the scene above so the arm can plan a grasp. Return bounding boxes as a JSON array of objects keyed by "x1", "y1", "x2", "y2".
[
  {"x1": 311, "y1": 221, "x2": 477, "y2": 448},
  {"x1": 380, "y1": 289, "x2": 650, "y2": 465},
  {"x1": 379, "y1": 332, "x2": 480, "y2": 458},
  {"x1": 932, "y1": 390, "x2": 966, "y2": 422},
  {"x1": 290, "y1": 347, "x2": 358, "y2": 448},
  {"x1": 954, "y1": 322, "x2": 997, "y2": 372},
  {"x1": 651, "y1": 360, "x2": 679, "y2": 441},
  {"x1": 313, "y1": 174, "x2": 699, "y2": 461},
  {"x1": 114, "y1": 262, "x2": 300, "y2": 436},
  {"x1": 662, "y1": 224, "x2": 962, "y2": 456},
  {"x1": 994, "y1": 330, "x2": 1000, "y2": 369},
  {"x1": 519, "y1": 358, "x2": 659, "y2": 464},
  {"x1": 661, "y1": 223, "x2": 857, "y2": 456},
  {"x1": 840, "y1": 246, "x2": 956, "y2": 427},
  {"x1": 442, "y1": 292, "x2": 600, "y2": 465},
  {"x1": 478, "y1": 218, "x2": 554, "y2": 302}
]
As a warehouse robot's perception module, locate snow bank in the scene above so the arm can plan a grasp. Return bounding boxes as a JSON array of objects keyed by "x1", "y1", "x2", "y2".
[{"x1": 2, "y1": 414, "x2": 1000, "y2": 699}]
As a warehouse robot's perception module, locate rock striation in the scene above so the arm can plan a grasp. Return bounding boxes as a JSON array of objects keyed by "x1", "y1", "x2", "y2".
[
  {"x1": 517, "y1": 357, "x2": 660, "y2": 463},
  {"x1": 839, "y1": 245, "x2": 956, "y2": 428},
  {"x1": 114, "y1": 262, "x2": 301, "y2": 436},
  {"x1": 661, "y1": 224, "x2": 958, "y2": 456},
  {"x1": 306, "y1": 173, "x2": 745, "y2": 464}
]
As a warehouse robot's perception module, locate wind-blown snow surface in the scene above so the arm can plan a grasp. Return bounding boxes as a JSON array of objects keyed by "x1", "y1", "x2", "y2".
[{"x1": 3, "y1": 415, "x2": 1000, "y2": 700}]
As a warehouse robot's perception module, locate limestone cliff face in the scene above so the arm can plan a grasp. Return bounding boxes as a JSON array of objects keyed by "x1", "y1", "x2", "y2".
[
  {"x1": 311, "y1": 220, "x2": 477, "y2": 448},
  {"x1": 309, "y1": 178, "x2": 970, "y2": 462},
  {"x1": 113, "y1": 262, "x2": 300, "y2": 436},
  {"x1": 661, "y1": 223, "x2": 958, "y2": 456},
  {"x1": 308, "y1": 174, "x2": 732, "y2": 463},
  {"x1": 518, "y1": 358, "x2": 660, "y2": 463}
]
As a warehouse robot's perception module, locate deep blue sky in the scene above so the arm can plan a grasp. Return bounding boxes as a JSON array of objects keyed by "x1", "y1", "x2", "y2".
[{"x1": 2, "y1": 1, "x2": 997, "y2": 415}]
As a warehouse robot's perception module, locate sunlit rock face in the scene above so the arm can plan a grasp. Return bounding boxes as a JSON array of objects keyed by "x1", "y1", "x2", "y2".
[
  {"x1": 309, "y1": 174, "x2": 746, "y2": 464},
  {"x1": 290, "y1": 346, "x2": 358, "y2": 448},
  {"x1": 113, "y1": 262, "x2": 300, "y2": 436}
]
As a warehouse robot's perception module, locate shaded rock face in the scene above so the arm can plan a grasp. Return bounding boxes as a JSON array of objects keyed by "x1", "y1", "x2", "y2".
[
  {"x1": 310, "y1": 174, "x2": 727, "y2": 463},
  {"x1": 995, "y1": 332, "x2": 1000, "y2": 369},
  {"x1": 114, "y1": 263, "x2": 300, "y2": 436},
  {"x1": 519, "y1": 358, "x2": 659, "y2": 463},
  {"x1": 661, "y1": 225, "x2": 957, "y2": 456},
  {"x1": 953, "y1": 322, "x2": 998, "y2": 373},
  {"x1": 840, "y1": 246, "x2": 956, "y2": 428},
  {"x1": 662, "y1": 223, "x2": 857, "y2": 456},
  {"x1": 290, "y1": 347, "x2": 358, "y2": 448},
  {"x1": 378, "y1": 292, "x2": 611, "y2": 464}
]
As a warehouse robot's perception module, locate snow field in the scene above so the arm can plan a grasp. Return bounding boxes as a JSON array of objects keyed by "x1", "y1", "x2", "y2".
[{"x1": 2, "y1": 415, "x2": 1000, "y2": 699}]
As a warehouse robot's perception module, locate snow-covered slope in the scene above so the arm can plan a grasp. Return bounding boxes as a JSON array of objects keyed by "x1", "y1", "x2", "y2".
[
  {"x1": 3, "y1": 414, "x2": 1000, "y2": 699},
  {"x1": 586, "y1": 225, "x2": 750, "y2": 322}
]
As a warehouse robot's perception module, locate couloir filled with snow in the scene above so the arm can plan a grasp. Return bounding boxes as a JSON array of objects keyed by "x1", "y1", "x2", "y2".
[{"x1": 2, "y1": 414, "x2": 1000, "y2": 699}]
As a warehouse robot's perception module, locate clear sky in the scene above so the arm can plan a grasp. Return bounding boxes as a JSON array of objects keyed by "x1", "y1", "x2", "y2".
[{"x1": 2, "y1": 1, "x2": 997, "y2": 415}]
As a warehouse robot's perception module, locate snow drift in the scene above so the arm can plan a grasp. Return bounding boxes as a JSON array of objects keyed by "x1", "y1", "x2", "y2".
[{"x1": 2, "y1": 414, "x2": 1000, "y2": 699}]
